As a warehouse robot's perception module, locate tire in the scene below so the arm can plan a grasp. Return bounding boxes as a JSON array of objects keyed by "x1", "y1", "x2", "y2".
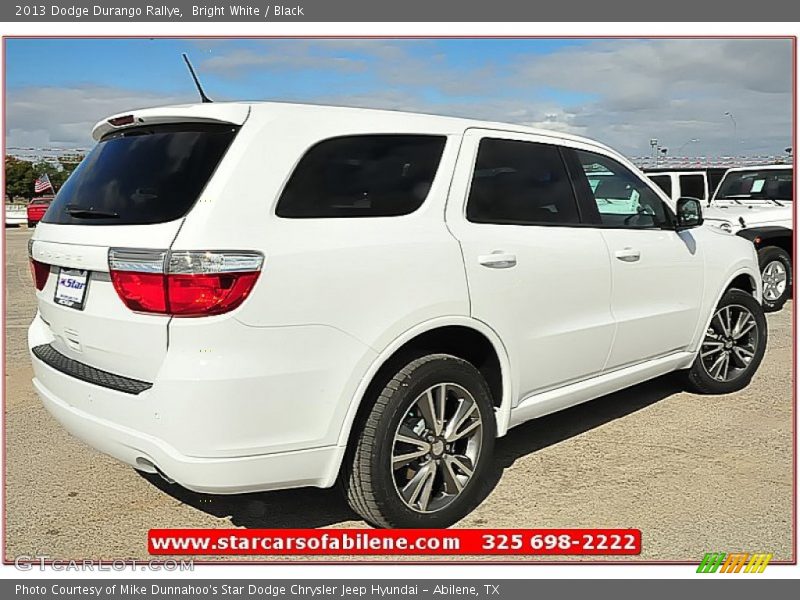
[
  {"x1": 342, "y1": 354, "x2": 496, "y2": 528},
  {"x1": 27, "y1": 220, "x2": 35, "y2": 228},
  {"x1": 683, "y1": 288, "x2": 767, "y2": 394},
  {"x1": 758, "y1": 246, "x2": 792, "y2": 313}
]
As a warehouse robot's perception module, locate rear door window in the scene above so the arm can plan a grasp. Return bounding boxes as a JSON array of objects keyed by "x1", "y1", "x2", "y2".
[
  {"x1": 43, "y1": 123, "x2": 239, "y2": 226},
  {"x1": 466, "y1": 138, "x2": 580, "y2": 226},
  {"x1": 276, "y1": 135, "x2": 446, "y2": 218}
]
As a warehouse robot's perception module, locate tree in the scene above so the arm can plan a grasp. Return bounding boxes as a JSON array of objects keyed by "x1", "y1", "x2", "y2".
[
  {"x1": 4, "y1": 153, "x2": 85, "y2": 201},
  {"x1": 4, "y1": 156, "x2": 35, "y2": 201},
  {"x1": 57, "y1": 152, "x2": 84, "y2": 178}
]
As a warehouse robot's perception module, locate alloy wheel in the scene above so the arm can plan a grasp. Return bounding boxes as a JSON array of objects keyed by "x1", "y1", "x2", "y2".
[
  {"x1": 700, "y1": 304, "x2": 759, "y2": 382},
  {"x1": 761, "y1": 260, "x2": 788, "y2": 302},
  {"x1": 391, "y1": 383, "x2": 483, "y2": 513}
]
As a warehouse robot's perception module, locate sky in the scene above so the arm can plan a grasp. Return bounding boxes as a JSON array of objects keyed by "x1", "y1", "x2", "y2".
[{"x1": 4, "y1": 37, "x2": 794, "y2": 158}]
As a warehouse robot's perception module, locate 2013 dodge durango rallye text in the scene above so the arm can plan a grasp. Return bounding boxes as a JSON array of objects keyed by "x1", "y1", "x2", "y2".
[{"x1": 28, "y1": 102, "x2": 767, "y2": 528}]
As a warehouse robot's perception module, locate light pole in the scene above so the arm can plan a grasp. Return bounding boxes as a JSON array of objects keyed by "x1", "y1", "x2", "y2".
[
  {"x1": 650, "y1": 138, "x2": 659, "y2": 165},
  {"x1": 657, "y1": 147, "x2": 668, "y2": 167},
  {"x1": 724, "y1": 111, "x2": 738, "y2": 151},
  {"x1": 678, "y1": 138, "x2": 700, "y2": 155}
]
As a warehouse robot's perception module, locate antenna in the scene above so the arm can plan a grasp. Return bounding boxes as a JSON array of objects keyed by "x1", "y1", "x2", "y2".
[{"x1": 181, "y1": 53, "x2": 212, "y2": 103}]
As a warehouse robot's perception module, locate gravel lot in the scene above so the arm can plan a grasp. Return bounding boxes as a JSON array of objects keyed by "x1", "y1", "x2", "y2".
[{"x1": 3, "y1": 227, "x2": 794, "y2": 562}]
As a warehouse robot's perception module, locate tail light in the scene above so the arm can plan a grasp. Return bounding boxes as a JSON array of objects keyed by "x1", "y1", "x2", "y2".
[
  {"x1": 109, "y1": 249, "x2": 263, "y2": 317},
  {"x1": 29, "y1": 259, "x2": 50, "y2": 291},
  {"x1": 28, "y1": 239, "x2": 50, "y2": 291}
]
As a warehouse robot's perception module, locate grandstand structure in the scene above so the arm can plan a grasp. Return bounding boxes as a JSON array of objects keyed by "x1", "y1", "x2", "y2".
[{"x1": 6, "y1": 147, "x2": 792, "y2": 171}]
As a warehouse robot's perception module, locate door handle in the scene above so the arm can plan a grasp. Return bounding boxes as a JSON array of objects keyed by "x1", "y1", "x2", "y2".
[
  {"x1": 614, "y1": 248, "x2": 641, "y2": 263},
  {"x1": 478, "y1": 251, "x2": 517, "y2": 269}
]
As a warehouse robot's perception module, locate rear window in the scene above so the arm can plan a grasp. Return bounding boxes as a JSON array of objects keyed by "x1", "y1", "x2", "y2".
[
  {"x1": 466, "y1": 138, "x2": 580, "y2": 226},
  {"x1": 276, "y1": 134, "x2": 446, "y2": 218},
  {"x1": 43, "y1": 123, "x2": 239, "y2": 225}
]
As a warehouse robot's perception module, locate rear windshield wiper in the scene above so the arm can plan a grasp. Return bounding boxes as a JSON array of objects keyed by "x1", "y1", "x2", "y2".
[{"x1": 66, "y1": 205, "x2": 120, "y2": 219}]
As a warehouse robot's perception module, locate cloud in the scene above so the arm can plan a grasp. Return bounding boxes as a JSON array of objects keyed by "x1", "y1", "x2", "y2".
[
  {"x1": 5, "y1": 85, "x2": 192, "y2": 150},
  {"x1": 6, "y1": 39, "x2": 792, "y2": 158},
  {"x1": 507, "y1": 39, "x2": 793, "y2": 154},
  {"x1": 194, "y1": 38, "x2": 792, "y2": 155},
  {"x1": 200, "y1": 48, "x2": 367, "y2": 75}
]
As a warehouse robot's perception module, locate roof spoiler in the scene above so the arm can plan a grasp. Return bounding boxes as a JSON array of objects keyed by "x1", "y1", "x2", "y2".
[{"x1": 91, "y1": 104, "x2": 250, "y2": 141}]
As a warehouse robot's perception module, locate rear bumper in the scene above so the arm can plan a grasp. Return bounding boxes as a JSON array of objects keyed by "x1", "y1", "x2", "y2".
[
  {"x1": 34, "y1": 376, "x2": 339, "y2": 494},
  {"x1": 28, "y1": 313, "x2": 374, "y2": 494},
  {"x1": 33, "y1": 379, "x2": 340, "y2": 494}
]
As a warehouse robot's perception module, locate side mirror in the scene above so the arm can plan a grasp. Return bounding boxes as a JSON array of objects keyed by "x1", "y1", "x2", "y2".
[{"x1": 676, "y1": 197, "x2": 703, "y2": 230}]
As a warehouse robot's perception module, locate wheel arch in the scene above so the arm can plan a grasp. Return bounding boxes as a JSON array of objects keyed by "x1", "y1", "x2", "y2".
[
  {"x1": 334, "y1": 317, "x2": 514, "y2": 463},
  {"x1": 738, "y1": 226, "x2": 793, "y2": 260},
  {"x1": 690, "y1": 266, "x2": 761, "y2": 356}
]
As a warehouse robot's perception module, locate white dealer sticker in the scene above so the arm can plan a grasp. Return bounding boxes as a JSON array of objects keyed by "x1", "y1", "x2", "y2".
[{"x1": 54, "y1": 268, "x2": 89, "y2": 310}]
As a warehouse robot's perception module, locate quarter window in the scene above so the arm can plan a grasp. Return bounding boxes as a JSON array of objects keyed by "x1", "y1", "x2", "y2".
[
  {"x1": 466, "y1": 138, "x2": 580, "y2": 226},
  {"x1": 276, "y1": 134, "x2": 446, "y2": 218},
  {"x1": 573, "y1": 150, "x2": 671, "y2": 229},
  {"x1": 679, "y1": 174, "x2": 706, "y2": 201}
]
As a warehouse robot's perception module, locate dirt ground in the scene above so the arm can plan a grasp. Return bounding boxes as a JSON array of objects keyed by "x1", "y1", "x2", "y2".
[{"x1": 3, "y1": 226, "x2": 794, "y2": 563}]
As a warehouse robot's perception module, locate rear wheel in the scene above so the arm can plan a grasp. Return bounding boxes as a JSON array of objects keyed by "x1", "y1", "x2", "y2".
[
  {"x1": 683, "y1": 288, "x2": 767, "y2": 394},
  {"x1": 343, "y1": 354, "x2": 495, "y2": 528},
  {"x1": 758, "y1": 246, "x2": 792, "y2": 312}
]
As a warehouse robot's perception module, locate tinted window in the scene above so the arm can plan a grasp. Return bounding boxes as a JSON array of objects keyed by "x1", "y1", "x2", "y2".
[
  {"x1": 276, "y1": 135, "x2": 446, "y2": 218},
  {"x1": 43, "y1": 123, "x2": 238, "y2": 226},
  {"x1": 574, "y1": 150, "x2": 671, "y2": 229},
  {"x1": 648, "y1": 174, "x2": 672, "y2": 197},
  {"x1": 707, "y1": 168, "x2": 727, "y2": 194},
  {"x1": 679, "y1": 174, "x2": 706, "y2": 200},
  {"x1": 715, "y1": 168, "x2": 792, "y2": 202},
  {"x1": 466, "y1": 138, "x2": 579, "y2": 225}
]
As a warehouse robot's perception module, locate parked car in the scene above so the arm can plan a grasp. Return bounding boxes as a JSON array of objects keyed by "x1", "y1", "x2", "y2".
[
  {"x1": 29, "y1": 103, "x2": 767, "y2": 528},
  {"x1": 645, "y1": 168, "x2": 728, "y2": 203},
  {"x1": 27, "y1": 196, "x2": 53, "y2": 227},
  {"x1": 702, "y1": 165, "x2": 793, "y2": 312},
  {"x1": 5, "y1": 203, "x2": 26, "y2": 227}
]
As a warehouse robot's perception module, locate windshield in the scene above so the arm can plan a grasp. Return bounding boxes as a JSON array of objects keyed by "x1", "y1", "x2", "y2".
[
  {"x1": 43, "y1": 123, "x2": 239, "y2": 225},
  {"x1": 714, "y1": 168, "x2": 792, "y2": 203}
]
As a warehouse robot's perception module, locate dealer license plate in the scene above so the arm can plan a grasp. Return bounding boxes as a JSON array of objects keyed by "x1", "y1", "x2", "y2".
[{"x1": 54, "y1": 268, "x2": 89, "y2": 310}]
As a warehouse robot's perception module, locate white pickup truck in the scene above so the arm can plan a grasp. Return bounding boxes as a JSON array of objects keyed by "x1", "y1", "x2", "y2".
[{"x1": 702, "y1": 165, "x2": 793, "y2": 312}]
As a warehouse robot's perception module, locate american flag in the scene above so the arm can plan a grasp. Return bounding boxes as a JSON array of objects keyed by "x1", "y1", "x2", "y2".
[{"x1": 34, "y1": 173, "x2": 53, "y2": 194}]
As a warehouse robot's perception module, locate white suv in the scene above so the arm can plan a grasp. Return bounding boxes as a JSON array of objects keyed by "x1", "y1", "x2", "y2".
[{"x1": 28, "y1": 102, "x2": 767, "y2": 528}]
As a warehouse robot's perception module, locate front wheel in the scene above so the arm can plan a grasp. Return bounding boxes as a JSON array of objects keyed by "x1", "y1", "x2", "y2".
[
  {"x1": 683, "y1": 288, "x2": 767, "y2": 394},
  {"x1": 759, "y1": 246, "x2": 792, "y2": 312},
  {"x1": 343, "y1": 354, "x2": 496, "y2": 528}
]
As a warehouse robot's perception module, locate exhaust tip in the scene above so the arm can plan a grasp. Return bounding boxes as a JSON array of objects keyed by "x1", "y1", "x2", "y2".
[{"x1": 136, "y1": 457, "x2": 175, "y2": 484}]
